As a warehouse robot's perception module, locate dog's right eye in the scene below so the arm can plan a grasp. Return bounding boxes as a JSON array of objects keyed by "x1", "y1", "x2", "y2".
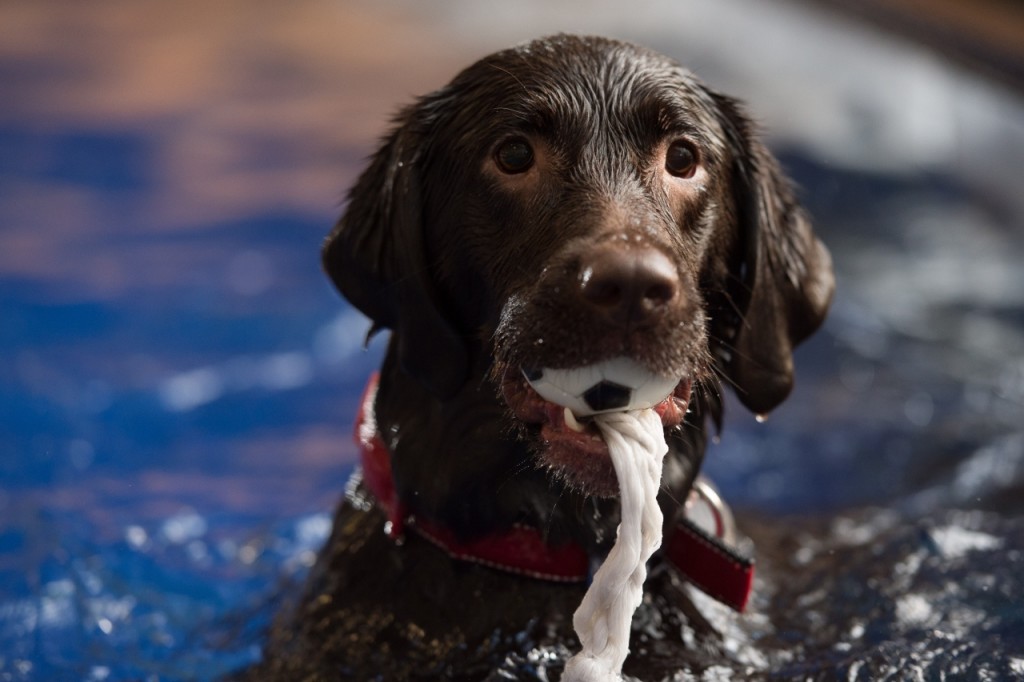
[
  {"x1": 665, "y1": 140, "x2": 698, "y2": 178},
  {"x1": 494, "y1": 138, "x2": 535, "y2": 174}
]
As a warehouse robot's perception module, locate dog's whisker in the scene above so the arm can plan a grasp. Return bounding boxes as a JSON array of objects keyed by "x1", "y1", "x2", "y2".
[
  {"x1": 659, "y1": 483, "x2": 682, "y2": 508},
  {"x1": 495, "y1": 458, "x2": 535, "y2": 495},
  {"x1": 541, "y1": 484, "x2": 571, "y2": 543}
]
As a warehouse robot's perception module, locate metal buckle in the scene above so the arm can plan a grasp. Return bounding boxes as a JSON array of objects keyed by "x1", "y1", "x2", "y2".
[{"x1": 684, "y1": 475, "x2": 737, "y2": 547}]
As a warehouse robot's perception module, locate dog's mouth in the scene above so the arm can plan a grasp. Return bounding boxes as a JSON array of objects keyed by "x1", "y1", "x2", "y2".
[{"x1": 500, "y1": 363, "x2": 692, "y2": 497}]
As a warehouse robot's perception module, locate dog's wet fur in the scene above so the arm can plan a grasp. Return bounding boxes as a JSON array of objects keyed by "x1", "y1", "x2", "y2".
[{"x1": 239, "y1": 35, "x2": 833, "y2": 680}]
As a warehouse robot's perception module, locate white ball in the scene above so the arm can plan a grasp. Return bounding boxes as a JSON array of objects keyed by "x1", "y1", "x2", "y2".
[{"x1": 523, "y1": 357, "x2": 678, "y2": 417}]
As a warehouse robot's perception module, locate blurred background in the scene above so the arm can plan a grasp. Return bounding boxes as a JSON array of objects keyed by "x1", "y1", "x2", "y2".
[{"x1": 1, "y1": 0, "x2": 1022, "y2": 679}]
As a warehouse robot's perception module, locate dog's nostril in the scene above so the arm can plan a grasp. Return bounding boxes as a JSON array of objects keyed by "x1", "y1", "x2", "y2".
[
  {"x1": 578, "y1": 247, "x2": 679, "y2": 325},
  {"x1": 644, "y1": 280, "x2": 675, "y2": 305},
  {"x1": 580, "y1": 270, "x2": 624, "y2": 307}
]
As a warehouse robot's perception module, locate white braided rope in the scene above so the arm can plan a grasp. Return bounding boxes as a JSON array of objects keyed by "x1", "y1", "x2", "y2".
[{"x1": 562, "y1": 408, "x2": 668, "y2": 682}]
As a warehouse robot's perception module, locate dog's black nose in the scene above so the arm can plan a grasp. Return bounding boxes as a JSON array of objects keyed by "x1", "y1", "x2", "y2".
[{"x1": 578, "y1": 244, "x2": 679, "y2": 327}]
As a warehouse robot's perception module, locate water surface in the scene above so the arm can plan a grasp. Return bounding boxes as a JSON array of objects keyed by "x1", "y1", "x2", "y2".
[{"x1": 2, "y1": 1, "x2": 1022, "y2": 679}]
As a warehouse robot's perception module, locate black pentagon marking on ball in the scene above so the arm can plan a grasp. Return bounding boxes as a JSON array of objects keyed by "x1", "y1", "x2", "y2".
[
  {"x1": 583, "y1": 381, "x2": 632, "y2": 412},
  {"x1": 523, "y1": 367, "x2": 544, "y2": 381}
]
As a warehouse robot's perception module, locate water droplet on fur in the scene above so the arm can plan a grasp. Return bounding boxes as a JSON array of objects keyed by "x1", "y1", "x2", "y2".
[{"x1": 755, "y1": 413, "x2": 769, "y2": 423}]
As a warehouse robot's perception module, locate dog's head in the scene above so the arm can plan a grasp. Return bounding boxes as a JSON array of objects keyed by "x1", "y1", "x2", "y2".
[{"x1": 324, "y1": 35, "x2": 833, "y2": 497}]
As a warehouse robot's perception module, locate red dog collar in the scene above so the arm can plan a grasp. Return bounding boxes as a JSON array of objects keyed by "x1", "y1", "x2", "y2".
[{"x1": 354, "y1": 373, "x2": 754, "y2": 611}]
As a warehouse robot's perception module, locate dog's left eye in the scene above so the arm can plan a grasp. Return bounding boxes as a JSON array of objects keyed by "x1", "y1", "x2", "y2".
[
  {"x1": 494, "y1": 138, "x2": 535, "y2": 174},
  {"x1": 665, "y1": 140, "x2": 698, "y2": 178}
]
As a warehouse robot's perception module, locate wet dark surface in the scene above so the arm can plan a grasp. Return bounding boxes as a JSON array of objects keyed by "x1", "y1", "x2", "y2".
[{"x1": 2, "y1": 0, "x2": 1023, "y2": 679}]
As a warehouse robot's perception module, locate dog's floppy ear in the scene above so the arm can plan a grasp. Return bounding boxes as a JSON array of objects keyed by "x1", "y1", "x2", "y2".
[
  {"x1": 709, "y1": 93, "x2": 834, "y2": 416},
  {"x1": 322, "y1": 106, "x2": 469, "y2": 399}
]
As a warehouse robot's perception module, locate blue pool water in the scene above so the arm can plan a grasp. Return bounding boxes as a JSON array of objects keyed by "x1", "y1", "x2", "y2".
[
  {"x1": 2, "y1": 1, "x2": 1023, "y2": 679},
  {"x1": 0, "y1": 201, "x2": 386, "y2": 677}
]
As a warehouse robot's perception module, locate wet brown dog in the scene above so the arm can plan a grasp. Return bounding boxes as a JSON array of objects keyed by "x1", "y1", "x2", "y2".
[{"x1": 244, "y1": 34, "x2": 833, "y2": 680}]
